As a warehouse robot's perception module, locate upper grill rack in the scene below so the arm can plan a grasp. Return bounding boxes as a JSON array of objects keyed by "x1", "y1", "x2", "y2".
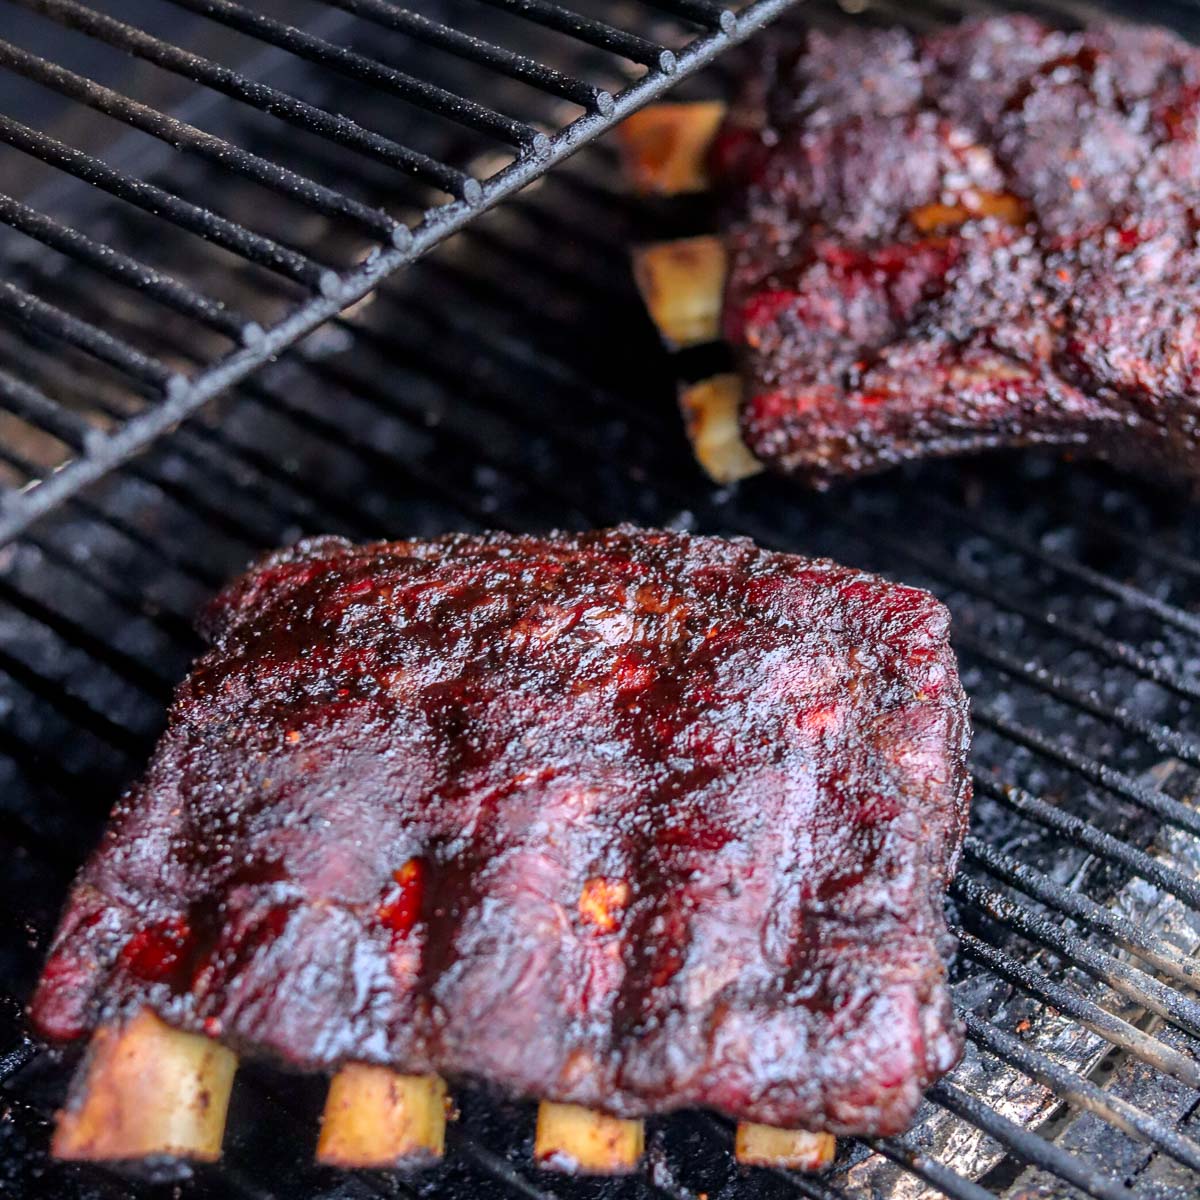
[{"x1": 0, "y1": 0, "x2": 795, "y2": 546}]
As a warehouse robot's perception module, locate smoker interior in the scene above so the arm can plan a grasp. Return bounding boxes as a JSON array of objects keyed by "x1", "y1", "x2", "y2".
[{"x1": 3, "y1": 0, "x2": 1200, "y2": 1197}]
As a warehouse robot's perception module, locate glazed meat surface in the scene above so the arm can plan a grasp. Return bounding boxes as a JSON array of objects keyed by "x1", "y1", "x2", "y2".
[
  {"x1": 32, "y1": 528, "x2": 970, "y2": 1135},
  {"x1": 713, "y1": 16, "x2": 1200, "y2": 487}
]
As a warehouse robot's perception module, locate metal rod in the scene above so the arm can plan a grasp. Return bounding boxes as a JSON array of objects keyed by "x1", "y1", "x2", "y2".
[
  {"x1": 0, "y1": 367, "x2": 90, "y2": 450},
  {"x1": 473, "y1": 0, "x2": 676, "y2": 70},
  {"x1": 954, "y1": 631, "x2": 1200, "y2": 769},
  {"x1": 921, "y1": 494, "x2": 1200, "y2": 639},
  {"x1": 163, "y1": 0, "x2": 549, "y2": 152},
  {"x1": 954, "y1": 874, "x2": 1200, "y2": 1038},
  {"x1": 0, "y1": 576, "x2": 173, "y2": 696},
  {"x1": 0, "y1": 0, "x2": 807, "y2": 547},
  {"x1": 0, "y1": 112, "x2": 340, "y2": 294},
  {"x1": 19, "y1": 529, "x2": 198, "y2": 648},
  {"x1": 0, "y1": 191, "x2": 257, "y2": 344},
  {"x1": 11, "y1": 0, "x2": 481, "y2": 200},
  {"x1": 0, "y1": 280, "x2": 181, "y2": 394},
  {"x1": 962, "y1": 1012, "x2": 1200, "y2": 1173},
  {"x1": 975, "y1": 705, "x2": 1200, "y2": 837},
  {"x1": 319, "y1": 0, "x2": 614, "y2": 113},
  {"x1": 963, "y1": 838, "x2": 1200, "y2": 990},
  {"x1": 974, "y1": 775, "x2": 1200, "y2": 912},
  {"x1": 0, "y1": 37, "x2": 408, "y2": 246},
  {"x1": 826, "y1": 506, "x2": 1200, "y2": 703},
  {"x1": 1091, "y1": 517, "x2": 1200, "y2": 582},
  {"x1": 865, "y1": 1137, "x2": 996, "y2": 1200},
  {"x1": 0, "y1": 644, "x2": 145, "y2": 754},
  {"x1": 958, "y1": 931, "x2": 1200, "y2": 1086},
  {"x1": 930, "y1": 1082, "x2": 1138, "y2": 1200}
]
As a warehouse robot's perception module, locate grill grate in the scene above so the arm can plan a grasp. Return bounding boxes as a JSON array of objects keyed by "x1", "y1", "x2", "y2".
[
  {"x1": 3, "y1": 0, "x2": 1200, "y2": 1197},
  {"x1": 0, "y1": 0, "x2": 798, "y2": 546}
]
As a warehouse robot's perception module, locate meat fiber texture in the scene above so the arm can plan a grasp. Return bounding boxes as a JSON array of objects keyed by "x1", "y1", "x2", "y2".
[
  {"x1": 712, "y1": 16, "x2": 1200, "y2": 487},
  {"x1": 32, "y1": 528, "x2": 971, "y2": 1136}
]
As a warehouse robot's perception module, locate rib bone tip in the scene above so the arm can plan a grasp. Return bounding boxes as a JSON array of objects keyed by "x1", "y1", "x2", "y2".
[
  {"x1": 52, "y1": 1008, "x2": 236, "y2": 1164},
  {"x1": 679, "y1": 375, "x2": 763, "y2": 484},
  {"x1": 534, "y1": 1100, "x2": 644, "y2": 1174},
  {"x1": 317, "y1": 1065, "x2": 447, "y2": 1168},
  {"x1": 734, "y1": 1122, "x2": 836, "y2": 1171},
  {"x1": 615, "y1": 101, "x2": 728, "y2": 196},
  {"x1": 633, "y1": 235, "x2": 727, "y2": 349}
]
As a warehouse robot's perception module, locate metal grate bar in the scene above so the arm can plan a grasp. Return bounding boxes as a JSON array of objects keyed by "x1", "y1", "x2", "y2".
[
  {"x1": 173, "y1": 419, "x2": 374, "y2": 539},
  {"x1": 0, "y1": 644, "x2": 144, "y2": 753},
  {"x1": 865, "y1": 1138, "x2": 1001, "y2": 1200},
  {"x1": 922, "y1": 495, "x2": 1200, "y2": 639},
  {"x1": 0, "y1": 366, "x2": 91, "y2": 451},
  {"x1": 0, "y1": 1040, "x2": 37, "y2": 1086},
  {"x1": 929, "y1": 1082, "x2": 1136, "y2": 1200},
  {"x1": 47, "y1": 485, "x2": 226, "y2": 589},
  {"x1": 1094, "y1": 518, "x2": 1200, "y2": 581},
  {"x1": 0, "y1": 576, "x2": 174, "y2": 695},
  {"x1": 0, "y1": 280, "x2": 181, "y2": 394},
  {"x1": 954, "y1": 873, "x2": 1200, "y2": 1037},
  {"x1": 0, "y1": 0, "x2": 804, "y2": 546},
  {"x1": 320, "y1": 0, "x2": 615, "y2": 113},
  {"x1": 474, "y1": 0, "x2": 677, "y2": 69},
  {"x1": 963, "y1": 837, "x2": 1200, "y2": 989},
  {"x1": 21, "y1": 529, "x2": 198, "y2": 645},
  {"x1": 125, "y1": 457, "x2": 288, "y2": 552},
  {"x1": 197, "y1": 368, "x2": 511, "y2": 531},
  {"x1": 0, "y1": 36, "x2": 408, "y2": 246},
  {"x1": 828, "y1": 508, "x2": 1200, "y2": 702},
  {"x1": 452, "y1": 1131, "x2": 564, "y2": 1200},
  {"x1": 975, "y1": 774, "x2": 1200, "y2": 912},
  {"x1": 637, "y1": 0, "x2": 738, "y2": 32},
  {"x1": 0, "y1": 192, "x2": 257, "y2": 345},
  {"x1": 11, "y1": 0, "x2": 481, "y2": 200},
  {"x1": 156, "y1": 429, "x2": 362, "y2": 542},
  {"x1": 962, "y1": 1011, "x2": 1200, "y2": 1172},
  {"x1": 974, "y1": 706, "x2": 1200, "y2": 837},
  {"x1": 164, "y1": 0, "x2": 551, "y2": 153},
  {"x1": 0, "y1": 111, "x2": 340, "y2": 293},
  {"x1": 958, "y1": 931, "x2": 1200, "y2": 1085},
  {"x1": 952, "y1": 632, "x2": 1200, "y2": 769}
]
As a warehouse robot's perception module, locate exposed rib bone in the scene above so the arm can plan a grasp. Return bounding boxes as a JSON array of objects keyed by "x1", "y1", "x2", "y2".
[
  {"x1": 679, "y1": 374, "x2": 762, "y2": 484},
  {"x1": 52, "y1": 1009, "x2": 236, "y2": 1163},
  {"x1": 615, "y1": 101, "x2": 727, "y2": 195},
  {"x1": 633, "y1": 235, "x2": 727, "y2": 348},
  {"x1": 317, "y1": 1066, "x2": 447, "y2": 1167},
  {"x1": 534, "y1": 1101, "x2": 644, "y2": 1173},
  {"x1": 735, "y1": 1123, "x2": 836, "y2": 1170}
]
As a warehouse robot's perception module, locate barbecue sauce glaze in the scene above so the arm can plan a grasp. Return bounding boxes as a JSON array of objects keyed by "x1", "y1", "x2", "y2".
[{"x1": 33, "y1": 528, "x2": 970, "y2": 1135}]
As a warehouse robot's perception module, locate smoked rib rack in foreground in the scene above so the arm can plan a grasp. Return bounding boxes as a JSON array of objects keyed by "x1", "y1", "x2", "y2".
[
  {"x1": 621, "y1": 17, "x2": 1200, "y2": 489},
  {"x1": 32, "y1": 527, "x2": 971, "y2": 1170}
]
